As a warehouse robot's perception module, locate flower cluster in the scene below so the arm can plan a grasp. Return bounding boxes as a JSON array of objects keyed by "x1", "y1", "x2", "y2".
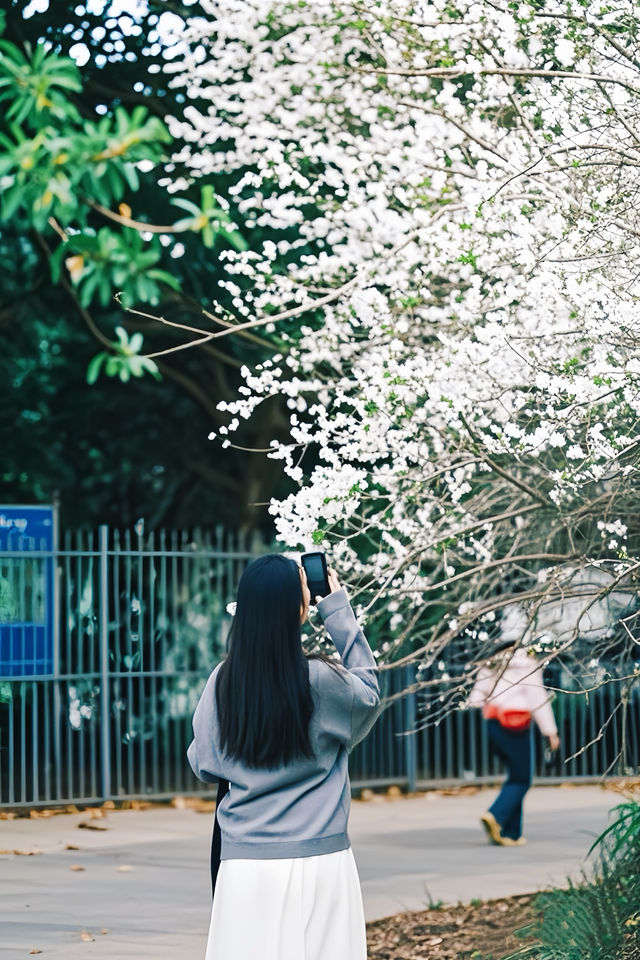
[{"x1": 167, "y1": 0, "x2": 640, "y2": 679}]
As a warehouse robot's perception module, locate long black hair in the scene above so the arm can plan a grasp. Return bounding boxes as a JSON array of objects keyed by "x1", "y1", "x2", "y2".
[{"x1": 216, "y1": 553, "x2": 314, "y2": 768}]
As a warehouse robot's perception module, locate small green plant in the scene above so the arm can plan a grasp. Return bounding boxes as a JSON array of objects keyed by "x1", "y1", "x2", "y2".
[
  {"x1": 423, "y1": 883, "x2": 444, "y2": 910},
  {"x1": 505, "y1": 801, "x2": 640, "y2": 960}
]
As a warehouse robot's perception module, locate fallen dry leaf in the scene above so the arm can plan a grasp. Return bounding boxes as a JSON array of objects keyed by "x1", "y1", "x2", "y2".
[
  {"x1": 80, "y1": 931, "x2": 95, "y2": 942},
  {"x1": 29, "y1": 949, "x2": 42, "y2": 955},
  {"x1": 193, "y1": 801, "x2": 216, "y2": 814},
  {"x1": 85, "y1": 807, "x2": 106, "y2": 819},
  {"x1": 0, "y1": 811, "x2": 17, "y2": 820},
  {"x1": 64, "y1": 844, "x2": 81, "y2": 851},
  {"x1": 0, "y1": 849, "x2": 42, "y2": 856},
  {"x1": 116, "y1": 864, "x2": 134, "y2": 872},
  {"x1": 69, "y1": 864, "x2": 85, "y2": 871},
  {"x1": 437, "y1": 785, "x2": 480, "y2": 797},
  {"x1": 102, "y1": 799, "x2": 116, "y2": 809},
  {"x1": 100, "y1": 928, "x2": 109, "y2": 935},
  {"x1": 169, "y1": 795, "x2": 216, "y2": 812},
  {"x1": 367, "y1": 893, "x2": 537, "y2": 960},
  {"x1": 77, "y1": 821, "x2": 108, "y2": 831}
]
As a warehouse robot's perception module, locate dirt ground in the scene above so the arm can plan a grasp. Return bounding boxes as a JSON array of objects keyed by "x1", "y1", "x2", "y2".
[{"x1": 367, "y1": 893, "x2": 537, "y2": 960}]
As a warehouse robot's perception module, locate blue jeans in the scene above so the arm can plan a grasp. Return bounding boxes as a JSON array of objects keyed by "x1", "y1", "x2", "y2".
[{"x1": 487, "y1": 719, "x2": 533, "y2": 840}]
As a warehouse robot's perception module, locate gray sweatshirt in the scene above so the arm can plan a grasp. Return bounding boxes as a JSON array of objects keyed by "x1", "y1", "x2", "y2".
[{"x1": 187, "y1": 589, "x2": 381, "y2": 860}]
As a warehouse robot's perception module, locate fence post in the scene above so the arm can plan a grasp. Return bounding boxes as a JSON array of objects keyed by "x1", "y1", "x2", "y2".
[
  {"x1": 99, "y1": 525, "x2": 111, "y2": 801},
  {"x1": 52, "y1": 504, "x2": 62, "y2": 802},
  {"x1": 403, "y1": 664, "x2": 417, "y2": 793}
]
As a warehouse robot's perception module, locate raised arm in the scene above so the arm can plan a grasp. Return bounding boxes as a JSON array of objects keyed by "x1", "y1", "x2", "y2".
[{"x1": 316, "y1": 579, "x2": 381, "y2": 750}]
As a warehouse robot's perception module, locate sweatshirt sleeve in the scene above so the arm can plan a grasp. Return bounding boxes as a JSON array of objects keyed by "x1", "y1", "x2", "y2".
[
  {"x1": 467, "y1": 665, "x2": 495, "y2": 708},
  {"x1": 316, "y1": 589, "x2": 381, "y2": 751},
  {"x1": 187, "y1": 666, "x2": 224, "y2": 784},
  {"x1": 524, "y1": 661, "x2": 558, "y2": 737}
]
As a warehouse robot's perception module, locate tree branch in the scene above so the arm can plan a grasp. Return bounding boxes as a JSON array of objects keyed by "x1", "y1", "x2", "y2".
[{"x1": 359, "y1": 65, "x2": 640, "y2": 96}]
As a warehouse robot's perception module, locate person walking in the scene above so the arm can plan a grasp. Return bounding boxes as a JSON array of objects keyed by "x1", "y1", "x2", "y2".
[
  {"x1": 188, "y1": 553, "x2": 381, "y2": 960},
  {"x1": 469, "y1": 641, "x2": 560, "y2": 846}
]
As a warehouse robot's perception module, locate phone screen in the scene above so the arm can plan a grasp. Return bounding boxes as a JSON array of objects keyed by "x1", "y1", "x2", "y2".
[
  {"x1": 301, "y1": 553, "x2": 329, "y2": 599},
  {"x1": 303, "y1": 555, "x2": 325, "y2": 582}
]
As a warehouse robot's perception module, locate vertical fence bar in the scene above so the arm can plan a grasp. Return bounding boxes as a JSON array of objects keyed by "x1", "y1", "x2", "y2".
[
  {"x1": 124, "y1": 528, "x2": 133, "y2": 794},
  {"x1": 159, "y1": 529, "x2": 169, "y2": 794},
  {"x1": 403, "y1": 665, "x2": 417, "y2": 792},
  {"x1": 52, "y1": 524, "x2": 62, "y2": 803},
  {"x1": 99, "y1": 525, "x2": 111, "y2": 802},
  {"x1": 136, "y1": 524, "x2": 145, "y2": 795},
  {"x1": 149, "y1": 530, "x2": 159, "y2": 796},
  {"x1": 112, "y1": 529, "x2": 122, "y2": 797},
  {"x1": 20, "y1": 681, "x2": 26, "y2": 802},
  {"x1": 31, "y1": 679, "x2": 38, "y2": 803},
  {"x1": 52, "y1": 508, "x2": 60, "y2": 737},
  {"x1": 171, "y1": 530, "x2": 180, "y2": 793}
]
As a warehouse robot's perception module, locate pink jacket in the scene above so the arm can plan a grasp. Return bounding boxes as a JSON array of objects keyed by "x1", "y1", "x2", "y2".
[{"x1": 468, "y1": 648, "x2": 558, "y2": 737}]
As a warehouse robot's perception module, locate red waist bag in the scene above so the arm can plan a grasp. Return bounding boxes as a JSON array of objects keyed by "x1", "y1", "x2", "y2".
[{"x1": 484, "y1": 704, "x2": 532, "y2": 731}]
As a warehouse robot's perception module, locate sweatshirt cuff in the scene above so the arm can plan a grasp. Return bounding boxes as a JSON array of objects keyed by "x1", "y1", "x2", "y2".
[{"x1": 317, "y1": 588, "x2": 350, "y2": 619}]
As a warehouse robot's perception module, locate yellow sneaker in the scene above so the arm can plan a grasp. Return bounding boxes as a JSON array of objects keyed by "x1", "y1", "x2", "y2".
[
  {"x1": 500, "y1": 835, "x2": 527, "y2": 847},
  {"x1": 480, "y1": 811, "x2": 503, "y2": 845}
]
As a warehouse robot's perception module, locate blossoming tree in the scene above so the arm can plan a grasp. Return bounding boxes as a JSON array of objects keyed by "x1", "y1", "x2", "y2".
[{"x1": 165, "y1": 0, "x2": 640, "y2": 737}]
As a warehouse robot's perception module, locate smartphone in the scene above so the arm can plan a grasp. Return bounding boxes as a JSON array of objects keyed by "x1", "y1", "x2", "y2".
[{"x1": 300, "y1": 552, "x2": 330, "y2": 602}]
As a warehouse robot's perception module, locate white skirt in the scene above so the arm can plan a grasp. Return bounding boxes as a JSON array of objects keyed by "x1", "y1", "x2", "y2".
[{"x1": 205, "y1": 847, "x2": 367, "y2": 960}]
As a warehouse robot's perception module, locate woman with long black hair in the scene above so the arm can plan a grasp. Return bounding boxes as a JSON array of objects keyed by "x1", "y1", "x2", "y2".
[{"x1": 188, "y1": 553, "x2": 380, "y2": 960}]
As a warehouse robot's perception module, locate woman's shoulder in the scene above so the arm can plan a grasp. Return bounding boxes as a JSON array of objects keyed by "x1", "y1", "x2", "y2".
[
  {"x1": 308, "y1": 656, "x2": 349, "y2": 691},
  {"x1": 203, "y1": 661, "x2": 224, "y2": 697},
  {"x1": 209, "y1": 661, "x2": 224, "y2": 680}
]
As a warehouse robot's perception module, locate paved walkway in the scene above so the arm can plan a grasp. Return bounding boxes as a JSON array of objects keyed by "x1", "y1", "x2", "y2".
[{"x1": 0, "y1": 785, "x2": 619, "y2": 959}]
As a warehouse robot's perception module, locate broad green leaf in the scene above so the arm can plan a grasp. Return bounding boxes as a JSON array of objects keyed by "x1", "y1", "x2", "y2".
[
  {"x1": 86, "y1": 353, "x2": 107, "y2": 385},
  {"x1": 146, "y1": 269, "x2": 181, "y2": 291}
]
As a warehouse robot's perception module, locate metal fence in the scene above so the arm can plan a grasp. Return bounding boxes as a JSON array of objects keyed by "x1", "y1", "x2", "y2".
[
  {"x1": 350, "y1": 668, "x2": 640, "y2": 791},
  {"x1": 0, "y1": 525, "x2": 256, "y2": 806},
  {"x1": 1, "y1": 526, "x2": 639, "y2": 807}
]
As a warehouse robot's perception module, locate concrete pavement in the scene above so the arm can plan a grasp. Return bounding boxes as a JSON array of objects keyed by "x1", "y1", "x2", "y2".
[{"x1": 0, "y1": 785, "x2": 620, "y2": 959}]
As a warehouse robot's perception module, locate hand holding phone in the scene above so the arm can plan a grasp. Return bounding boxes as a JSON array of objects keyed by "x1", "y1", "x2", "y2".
[{"x1": 300, "y1": 552, "x2": 331, "y2": 603}]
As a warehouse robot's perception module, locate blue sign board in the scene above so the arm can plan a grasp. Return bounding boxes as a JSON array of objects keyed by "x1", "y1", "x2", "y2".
[{"x1": 0, "y1": 505, "x2": 56, "y2": 677}]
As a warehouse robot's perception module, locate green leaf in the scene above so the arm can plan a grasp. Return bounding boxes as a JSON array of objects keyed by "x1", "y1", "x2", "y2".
[
  {"x1": 146, "y1": 268, "x2": 181, "y2": 292},
  {"x1": 78, "y1": 271, "x2": 100, "y2": 306},
  {"x1": 219, "y1": 226, "x2": 249, "y2": 252},
  {"x1": 49, "y1": 244, "x2": 66, "y2": 283},
  {"x1": 105, "y1": 355, "x2": 120, "y2": 376},
  {"x1": 143, "y1": 358, "x2": 162, "y2": 381},
  {"x1": 1, "y1": 183, "x2": 25, "y2": 220},
  {"x1": 170, "y1": 197, "x2": 201, "y2": 216},
  {"x1": 86, "y1": 352, "x2": 107, "y2": 385}
]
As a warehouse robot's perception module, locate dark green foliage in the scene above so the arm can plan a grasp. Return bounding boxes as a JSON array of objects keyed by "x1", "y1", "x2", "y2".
[
  {"x1": 0, "y1": 1, "x2": 293, "y2": 530},
  {"x1": 506, "y1": 801, "x2": 640, "y2": 960}
]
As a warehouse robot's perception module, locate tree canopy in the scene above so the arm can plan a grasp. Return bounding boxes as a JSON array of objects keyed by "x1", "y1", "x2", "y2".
[
  {"x1": 0, "y1": 0, "x2": 290, "y2": 530},
  {"x1": 173, "y1": 0, "x2": 640, "y2": 708}
]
